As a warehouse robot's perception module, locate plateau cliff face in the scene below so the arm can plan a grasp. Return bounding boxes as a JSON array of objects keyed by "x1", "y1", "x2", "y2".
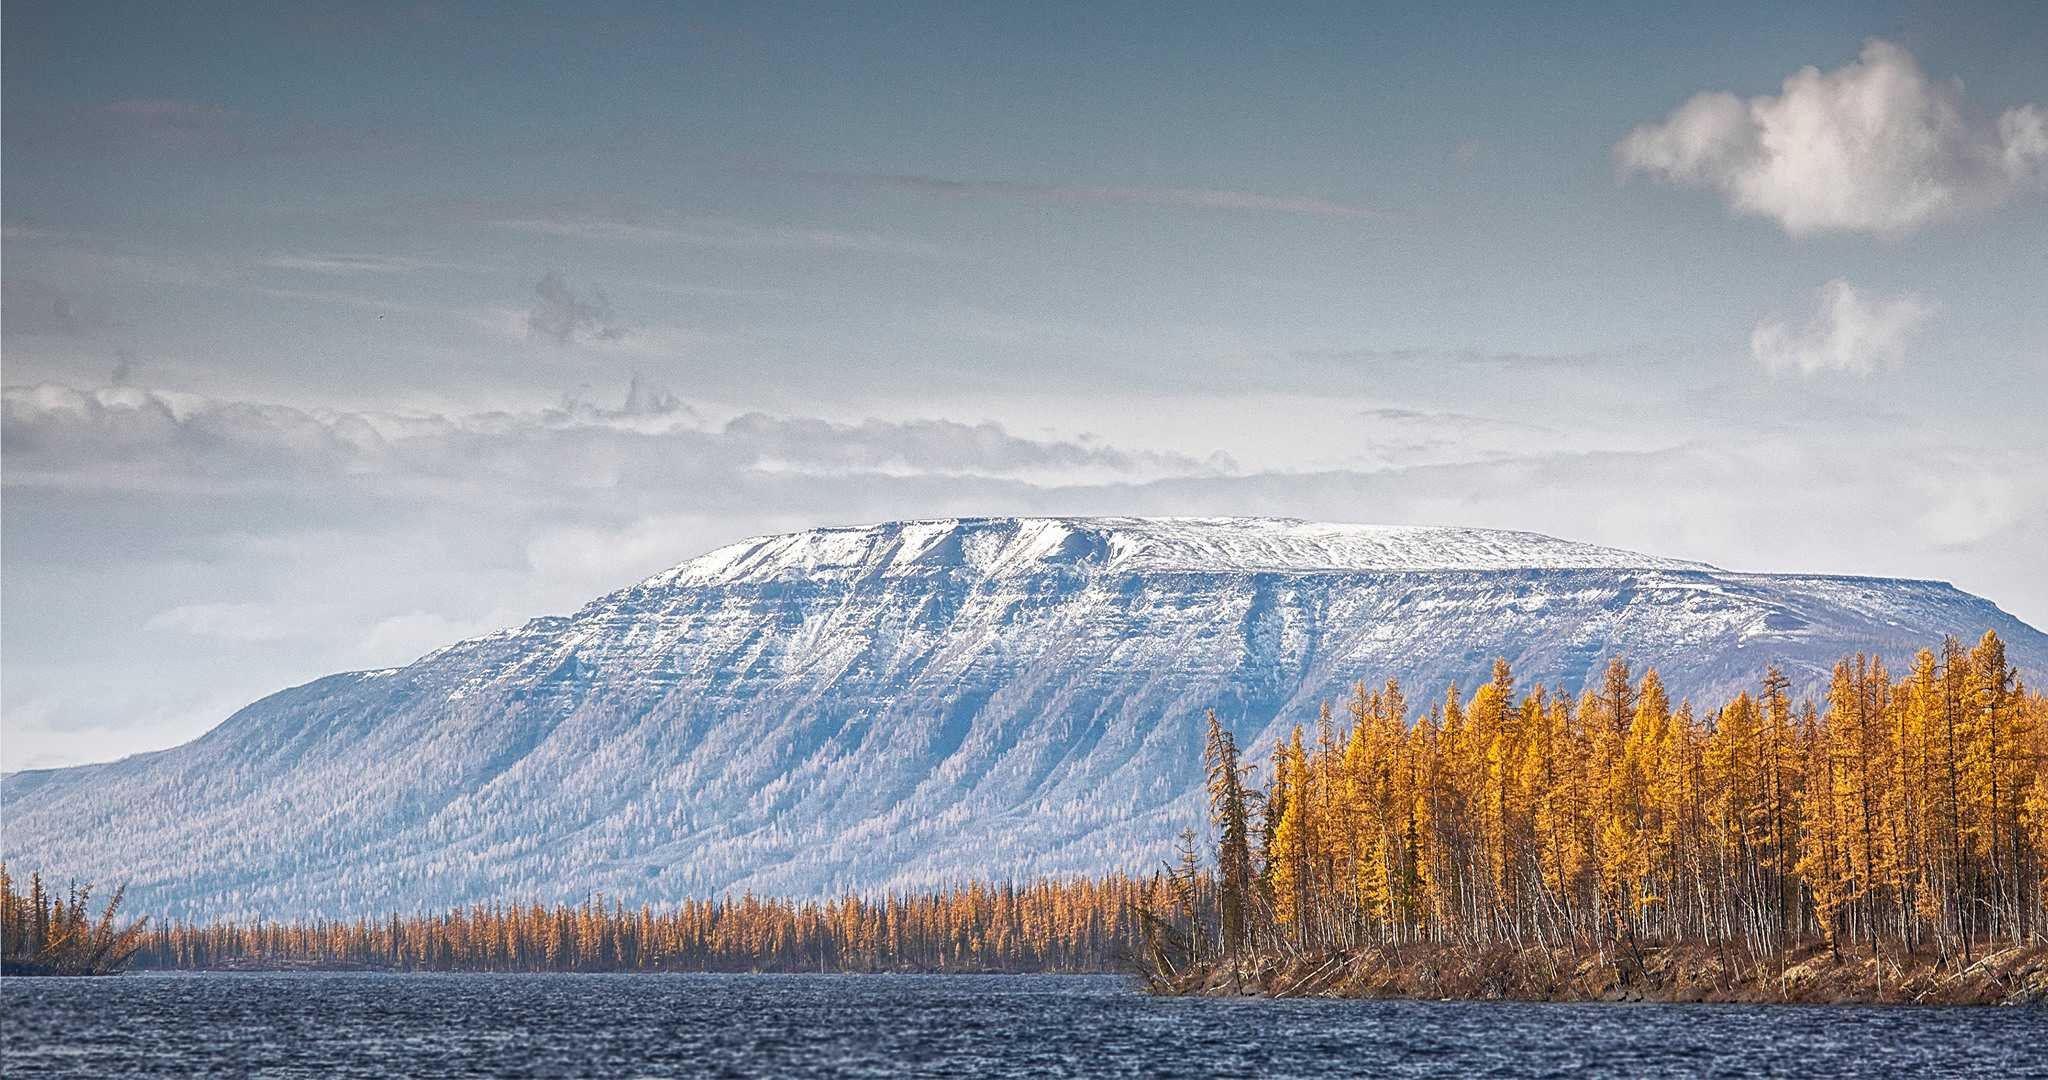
[{"x1": 6, "y1": 517, "x2": 2041, "y2": 919}]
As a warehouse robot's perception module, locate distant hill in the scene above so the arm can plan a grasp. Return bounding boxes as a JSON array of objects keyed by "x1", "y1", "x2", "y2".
[{"x1": 6, "y1": 516, "x2": 2042, "y2": 920}]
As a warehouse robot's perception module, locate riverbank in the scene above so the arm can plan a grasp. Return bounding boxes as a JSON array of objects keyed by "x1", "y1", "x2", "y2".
[{"x1": 1156, "y1": 943, "x2": 2048, "y2": 1005}]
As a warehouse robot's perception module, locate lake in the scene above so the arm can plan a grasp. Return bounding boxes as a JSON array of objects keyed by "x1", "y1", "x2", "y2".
[{"x1": 4, "y1": 972, "x2": 2043, "y2": 1077}]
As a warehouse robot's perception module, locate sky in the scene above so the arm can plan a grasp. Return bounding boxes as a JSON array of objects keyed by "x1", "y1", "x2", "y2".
[{"x1": 4, "y1": 2, "x2": 2045, "y2": 771}]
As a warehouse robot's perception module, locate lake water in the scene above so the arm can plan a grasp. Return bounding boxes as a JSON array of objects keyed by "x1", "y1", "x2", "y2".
[{"x1": 4, "y1": 972, "x2": 2043, "y2": 1077}]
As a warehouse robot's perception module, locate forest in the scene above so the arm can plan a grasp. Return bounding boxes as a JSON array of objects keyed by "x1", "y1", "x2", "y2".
[
  {"x1": 1156, "y1": 631, "x2": 2048, "y2": 1000},
  {"x1": 121, "y1": 876, "x2": 1164, "y2": 973},
  {"x1": 0, "y1": 867, "x2": 149, "y2": 975},
  {"x1": 6, "y1": 632, "x2": 2044, "y2": 1001}
]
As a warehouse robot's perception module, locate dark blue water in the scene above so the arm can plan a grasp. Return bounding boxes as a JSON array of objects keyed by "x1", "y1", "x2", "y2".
[{"x1": 4, "y1": 972, "x2": 2042, "y2": 1078}]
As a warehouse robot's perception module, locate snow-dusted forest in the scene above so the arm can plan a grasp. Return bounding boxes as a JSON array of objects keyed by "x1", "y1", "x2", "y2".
[{"x1": 5, "y1": 517, "x2": 2043, "y2": 921}]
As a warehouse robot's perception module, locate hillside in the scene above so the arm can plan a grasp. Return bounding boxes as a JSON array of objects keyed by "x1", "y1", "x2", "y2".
[{"x1": 5, "y1": 517, "x2": 2042, "y2": 920}]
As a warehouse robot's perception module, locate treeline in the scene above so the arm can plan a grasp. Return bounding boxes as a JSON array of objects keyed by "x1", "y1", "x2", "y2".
[
  {"x1": 1170, "y1": 632, "x2": 2046, "y2": 985},
  {"x1": 130, "y1": 876, "x2": 1168, "y2": 973},
  {"x1": 15, "y1": 633, "x2": 2043, "y2": 986},
  {"x1": 0, "y1": 865, "x2": 149, "y2": 975}
]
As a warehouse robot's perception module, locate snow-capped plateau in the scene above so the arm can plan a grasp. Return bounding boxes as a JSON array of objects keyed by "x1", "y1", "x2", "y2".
[{"x1": 5, "y1": 516, "x2": 2042, "y2": 920}]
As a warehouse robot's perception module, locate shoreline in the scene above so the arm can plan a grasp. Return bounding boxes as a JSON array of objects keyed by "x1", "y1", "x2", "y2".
[
  {"x1": 30, "y1": 947, "x2": 2047, "y2": 1008},
  {"x1": 1153, "y1": 943, "x2": 2048, "y2": 1006}
]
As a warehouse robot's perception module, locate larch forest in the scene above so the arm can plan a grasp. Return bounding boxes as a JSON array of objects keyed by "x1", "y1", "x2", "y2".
[
  {"x1": 6, "y1": 632, "x2": 2046, "y2": 1001},
  {"x1": 1159, "y1": 631, "x2": 2048, "y2": 1002}
]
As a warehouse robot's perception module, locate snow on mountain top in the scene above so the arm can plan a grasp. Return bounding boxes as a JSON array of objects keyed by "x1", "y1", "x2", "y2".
[{"x1": 652, "y1": 517, "x2": 1719, "y2": 588}]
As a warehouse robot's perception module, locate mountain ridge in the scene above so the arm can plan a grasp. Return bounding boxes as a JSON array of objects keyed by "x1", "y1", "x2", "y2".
[
  {"x1": 654, "y1": 517, "x2": 1720, "y2": 587},
  {"x1": 5, "y1": 516, "x2": 2042, "y2": 920}
]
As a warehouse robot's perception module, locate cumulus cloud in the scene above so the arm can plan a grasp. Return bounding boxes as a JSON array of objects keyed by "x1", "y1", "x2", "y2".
[
  {"x1": 1749, "y1": 279, "x2": 1934, "y2": 376},
  {"x1": 527, "y1": 270, "x2": 626, "y2": 345},
  {"x1": 1617, "y1": 39, "x2": 2048, "y2": 235}
]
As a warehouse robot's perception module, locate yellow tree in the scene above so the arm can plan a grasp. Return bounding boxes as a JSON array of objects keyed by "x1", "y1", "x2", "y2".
[
  {"x1": 1468, "y1": 660, "x2": 1520, "y2": 937},
  {"x1": 1268, "y1": 727, "x2": 1313, "y2": 939}
]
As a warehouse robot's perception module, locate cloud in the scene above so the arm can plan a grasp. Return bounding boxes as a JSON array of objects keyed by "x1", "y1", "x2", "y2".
[
  {"x1": 800, "y1": 171, "x2": 1382, "y2": 218},
  {"x1": 1298, "y1": 346, "x2": 1611, "y2": 370},
  {"x1": 0, "y1": 688, "x2": 253, "y2": 773},
  {"x1": 0, "y1": 379, "x2": 1240, "y2": 769},
  {"x1": 1914, "y1": 472, "x2": 2022, "y2": 548},
  {"x1": 252, "y1": 253, "x2": 470, "y2": 275},
  {"x1": 0, "y1": 380, "x2": 1225, "y2": 497},
  {"x1": 724, "y1": 413, "x2": 1234, "y2": 480},
  {"x1": 527, "y1": 270, "x2": 626, "y2": 345},
  {"x1": 5, "y1": 378, "x2": 2044, "y2": 770},
  {"x1": 355, "y1": 611, "x2": 505, "y2": 664},
  {"x1": 1749, "y1": 279, "x2": 1935, "y2": 376},
  {"x1": 1617, "y1": 39, "x2": 2048, "y2": 235},
  {"x1": 145, "y1": 602, "x2": 302, "y2": 643},
  {"x1": 493, "y1": 214, "x2": 943, "y2": 257}
]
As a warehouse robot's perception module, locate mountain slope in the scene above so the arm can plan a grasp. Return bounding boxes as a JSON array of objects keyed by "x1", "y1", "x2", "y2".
[{"x1": 6, "y1": 517, "x2": 2043, "y2": 920}]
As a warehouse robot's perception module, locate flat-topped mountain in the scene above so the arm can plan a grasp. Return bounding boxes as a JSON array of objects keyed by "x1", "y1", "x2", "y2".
[
  {"x1": 660, "y1": 517, "x2": 1714, "y2": 586},
  {"x1": 5, "y1": 517, "x2": 2042, "y2": 919}
]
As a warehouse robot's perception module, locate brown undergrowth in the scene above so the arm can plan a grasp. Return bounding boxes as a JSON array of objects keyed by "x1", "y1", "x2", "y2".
[{"x1": 1154, "y1": 943, "x2": 2048, "y2": 1005}]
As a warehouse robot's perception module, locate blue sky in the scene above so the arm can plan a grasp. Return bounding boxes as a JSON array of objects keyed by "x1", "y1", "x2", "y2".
[{"x1": 5, "y1": 2, "x2": 2046, "y2": 768}]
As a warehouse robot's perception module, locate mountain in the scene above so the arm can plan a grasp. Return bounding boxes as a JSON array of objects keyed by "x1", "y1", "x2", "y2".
[{"x1": 6, "y1": 516, "x2": 2043, "y2": 920}]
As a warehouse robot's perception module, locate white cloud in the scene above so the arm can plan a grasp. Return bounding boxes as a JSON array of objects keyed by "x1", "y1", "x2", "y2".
[
  {"x1": 144, "y1": 601, "x2": 302, "y2": 642},
  {"x1": 1750, "y1": 279, "x2": 1934, "y2": 376},
  {"x1": 1618, "y1": 39, "x2": 2048, "y2": 235},
  {"x1": 0, "y1": 689, "x2": 251, "y2": 771},
  {"x1": 1914, "y1": 472, "x2": 2021, "y2": 548},
  {"x1": 355, "y1": 611, "x2": 509, "y2": 666},
  {"x1": 0, "y1": 381, "x2": 1222, "y2": 492}
]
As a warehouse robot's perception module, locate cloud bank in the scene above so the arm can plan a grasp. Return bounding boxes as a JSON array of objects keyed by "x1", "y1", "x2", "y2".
[
  {"x1": 1618, "y1": 40, "x2": 2048, "y2": 236},
  {"x1": 1750, "y1": 279, "x2": 1935, "y2": 376},
  {"x1": 7, "y1": 379, "x2": 2042, "y2": 771}
]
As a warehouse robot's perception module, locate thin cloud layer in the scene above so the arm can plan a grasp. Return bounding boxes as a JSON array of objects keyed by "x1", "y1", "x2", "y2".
[
  {"x1": 492, "y1": 214, "x2": 944, "y2": 257},
  {"x1": 1750, "y1": 279, "x2": 1934, "y2": 376},
  {"x1": 811, "y1": 171, "x2": 1382, "y2": 218},
  {"x1": 0, "y1": 382, "x2": 1227, "y2": 495},
  {"x1": 1618, "y1": 39, "x2": 2048, "y2": 236}
]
